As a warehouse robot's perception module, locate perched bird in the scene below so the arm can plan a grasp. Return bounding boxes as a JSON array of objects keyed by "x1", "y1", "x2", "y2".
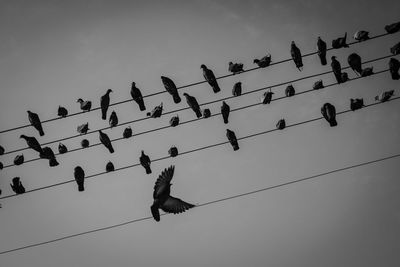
[
  {"x1": 57, "y1": 106, "x2": 68, "y2": 118},
  {"x1": 100, "y1": 89, "x2": 112, "y2": 120},
  {"x1": 226, "y1": 129, "x2": 239, "y2": 151},
  {"x1": 0, "y1": 162, "x2": 3, "y2": 170},
  {"x1": 228, "y1": 62, "x2": 244, "y2": 74},
  {"x1": 58, "y1": 143, "x2": 68, "y2": 154},
  {"x1": 390, "y1": 42, "x2": 400, "y2": 55},
  {"x1": 375, "y1": 90, "x2": 394, "y2": 102},
  {"x1": 290, "y1": 41, "x2": 303, "y2": 71},
  {"x1": 169, "y1": 115, "x2": 180, "y2": 127},
  {"x1": 77, "y1": 122, "x2": 89, "y2": 134},
  {"x1": 332, "y1": 32, "x2": 349, "y2": 49},
  {"x1": 313, "y1": 80, "x2": 324, "y2": 90},
  {"x1": 27, "y1": 111, "x2": 44, "y2": 136},
  {"x1": 109, "y1": 110, "x2": 118, "y2": 128},
  {"x1": 99, "y1": 130, "x2": 114, "y2": 153},
  {"x1": 146, "y1": 103, "x2": 163, "y2": 118},
  {"x1": 331, "y1": 56, "x2": 342, "y2": 83},
  {"x1": 161, "y1": 76, "x2": 181, "y2": 104},
  {"x1": 361, "y1": 67, "x2": 373, "y2": 77},
  {"x1": 221, "y1": 101, "x2": 230, "y2": 124},
  {"x1": 0, "y1": 145, "x2": 4, "y2": 155},
  {"x1": 285, "y1": 85, "x2": 295, "y2": 97},
  {"x1": 203, "y1": 108, "x2": 211, "y2": 118},
  {"x1": 39, "y1": 146, "x2": 59, "y2": 167},
  {"x1": 253, "y1": 53, "x2": 271, "y2": 68},
  {"x1": 14, "y1": 154, "x2": 24, "y2": 166},
  {"x1": 347, "y1": 53, "x2": 362, "y2": 76},
  {"x1": 130, "y1": 82, "x2": 146, "y2": 111},
  {"x1": 123, "y1": 127, "x2": 133, "y2": 138},
  {"x1": 232, "y1": 82, "x2": 242, "y2": 96},
  {"x1": 389, "y1": 58, "x2": 400, "y2": 80},
  {"x1": 350, "y1": 98, "x2": 364, "y2": 111},
  {"x1": 261, "y1": 90, "x2": 274, "y2": 104},
  {"x1": 317, "y1": 37, "x2": 327, "y2": 65},
  {"x1": 20, "y1": 135, "x2": 42, "y2": 153},
  {"x1": 106, "y1": 161, "x2": 115, "y2": 172},
  {"x1": 81, "y1": 139, "x2": 89, "y2": 148},
  {"x1": 385, "y1": 21, "x2": 400, "y2": 34},
  {"x1": 276, "y1": 119, "x2": 286, "y2": 130},
  {"x1": 150, "y1": 166, "x2": 195, "y2": 222},
  {"x1": 201, "y1": 64, "x2": 220, "y2": 93},
  {"x1": 321, "y1": 103, "x2": 337, "y2": 127},
  {"x1": 77, "y1": 98, "x2": 92, "y2": 112},
  {"x1": 168, "y1": 146, "x2": 178, "y2": 157},
  {"x1": 140, "y1": 150, "x2": 151, "y2": 174},
  {"x1": 353, "y1": 30, "x2": 369, "y2": 41},
  {"x1": 10, "y1": 177, "x2": 25, "y2": 194},
  {"x1": 183, "y1": 93, "x2": 202, "y2": 118},
  {"x1": 74, "y1": 166, "x2": 85, "y2": 192}
]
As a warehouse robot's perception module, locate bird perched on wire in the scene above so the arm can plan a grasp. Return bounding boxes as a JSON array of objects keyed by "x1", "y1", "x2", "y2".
[
  {"x1": 331, "y1": 56, "x2": 342, "y2": 84},
  {"x1": 168, "y1": 146, "x2": 178, "y2": 157},
  {"x1": 390, "y1": 42, "x2": 400, "y2": 55},
  {"x1": 109, "y1": 110, "x2": 118, "y2": 128},
  {"x1": 203, "y1": 108, "x2": 211, "y2": 118},
  {"x1": 375, "y1": 90, "x2": 394, "y2": 102},
  {"x1": 385, "y1": 21, "x2": 400, "y2": 34},
  {"x1": 261, "y1": 90, "x2": 274, "y2": 104},
  {"x1": 39, "y1": 146, "x2": 59, "y2": 167},
  {"x1": 183, "y1": 93, "x2": 202, "y2": 118},
  {"x1": 201, "y1": 64, "x2": 221, "y2": 93},
  {"x1": 57, "y1": 106, "x2": 68, "y2": 118},
  {"x1": 20, "y1": 135, "x2": 42, "y2": 153},
  {"x1": 77, "y1": 98, "x2": 92, "y2": 112},
  {"x1": 253, "y1": 53, "x2": 271, "y2": 68},
  {"x1": 27, "y1": 111, "x2": 44, "y2": 136},
  {"x1": 332, "y1": 32, "x2": 349, "y2": 49},
  {"x1": 81, "y1": 139, "x2": 89, "y2": 148},
  {"x1": 150, "y1": 166, "x2": 195, "y2": 222},
  {"x1": 10, "y1": 177, "x2": 25, "y2": 194},
  {"x1": 77, "y1": 122, "x2": 89, "y2": 135},
  {"x1": 14, "y1": 154, "x2": 24, "y2": 166},
  {"x1": 169, "y1": 115, "x2": 179, "y2": 127},
  {"x1": 232, "y1": 82, "x2": 242, "y2": 97},
  {"x1": 100, "y1": 89, "x2": 112, "y2": 120},
  {"x1": 350, "y1": 98, "x2": 364, "y2": 111},
  {"x1": 290, "y1": 41, "x2": 303, "y2": 71},
  {"x1": 353, "y1": 30, "x2": 369, "y2": 41},
  {"x1": 130, "y1": 82, "x2": 146, "y2": 111},
  {"x1": 317, "y1": 37, "x2": 327, "y2": 65},
  {"x1": 321, "y1": 103, "x2": 337, "y2": 127},
  {"x1": 285, "y1": 85, "x2": 295, "y2": 97},
  {"x1": 123, "y1": 127, "x2": 132, "y2": 138},
  {"x1": 0, "y1": 145, "x2": 4, "y2": 155},
  {"x1": 58, "y1": 143, "x2": 68, "y2": 154},
  {"x1": 106, "y1": 161, "x2": 115, "y2": 172},
  {"x1": 389, "y1": 58, "x2": 400, "y2": 80},
  {"x1": 276, "y1": 119, "x2": 286, "y2": 130},
  {"x1": 140, "y1": 150, "x2": 151, "y2": 174},
  {"x1": 147, "y1": 103, "x2": 163, "y2": 118},
  {"x1": 99, "y1": 130, "x2": 114, "y2": 153},
  {"x1": 221, "y1": 101, "x2": 230, "y2": 124},
  {"x1": 313, "y1": 80, "x2": 324, "y2": 90},
  {"x1": 228, "y1": 62, "x2": 244, "y2": 74},
  {"x1": 0, "y1": 162, "x2": 3, "y2": 170},
  {"x1": 347, "y1": 53, "x2": 362, "y2": 76},
  {"x1": 161, "y1": 76, "x2": 181, "y2": 104},
  {"x1": 226, "y1": 129, "x2": 239, "y2": 151},
  {"x1": 360, "y1": 67, "x2": 373, "y2": 77},
  {"x1": 74, "y1": 166, "x2": 85, "y2": 192}
]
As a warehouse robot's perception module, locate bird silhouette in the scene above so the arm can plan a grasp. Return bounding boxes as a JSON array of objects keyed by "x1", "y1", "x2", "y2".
[
  {"x1": 168, "y1": 146, "x2": 178, "y2": 157},
  {"x1": 221, "y1": 101, "x2": 230, "y2": 124},
  {"x1": 27, "y1": 111, "x2": 44, "y2": 136},
  {"x1": 161, "y1": 76, "x2": 181, "y2": 104},
  {"x1": 331, "y1": 56, "x2": 342, "y2": 84},
  {"x1": 317, "y1": 37, "x2": 327, "y2": 65},
  {"x1": 353, "y1": 30, "x2": 369, "y2": 41},
  {"x1": 10, "y1": 177, "x2": 25, "y2": 194},
  {"x1": 123, "y1": 127, "x2": 133, "y2": 138},
  {"x1": 0, "y1": 145, "x2": 4, "y2": 155},
  {"x1": 77, "y1": 122, "x2": 89, "y2": 134},
  {"x1": 57, "y1": 106, "x2": 68, "y2": 118},
  {"x1": 130, "y1": 82, "x2": 146, "y2": 111},
  {"x1": 203, "y1": 108, "x2": 211, "y2": 118},
  {"x1": 20, "y1": 135, "x2": 42, "y2": 153},
  {"x1": 375, "y1": 90, "x2": 394, "y2": 102},
  {"x1": 389, "y1": 58, "x2": 400, "y2": 80},
  {"x1": 385, "y1": 22, "x2": 400, "y2": 34},
  {"x1": 290, "y1": 41, "x2": 303, "y2": 71},
  {"x1": 390, "y1": 42, "x2": 400, "y2": 55},
  {"x1": 321, "y1": 103, "x2": 337, "y2": 127},
  {"x1": 313, "y1": 80, "x2": 324, "y2": 90},
  {"x1": 347, "y1": 53, "x2": 362, "y2": 76},
  {"x1": 77, "y1": 98, "x2": 92, "y2": 111},
  {"x1": 58, "y1": 143, "x2": 68, "y2": 154},
  {"x1": 350, "y1": 98, "x2": 364, "y2": 111},
  {"x1": 201, "y1": 64, "x2": 221, "y2": 93},
  {"x1": 106, "y1": 161, "x2": 115, "y2": 172},
  {"x1": 99, "y1": 130, "x2": 114, "y2": 153},
  {"x1": 332, "y1": 32, "x2": 348, "y2": 49},
  {"x1": 0, "y1": 162, "x2": 3, "y2": 170},
  {"x1": 285, "y1": 85, "x2": 295, "y2": 97},
  {"x1": 228, "y1": 62, "x2": 244, "y2": 74},
  {"x1": 232, "y1": 82, "x2": 242, "y2": 96},
  {"x1": 100, "y1": 89, "x2": 112, "y2": 120},
  {"x1": 81, "y1": 139, "x2": 89, "y2": 148},
  {"x1": 169, "y1": 115, "x2": 180, "y2": 127},
  {"x1": 146, "y1": 103, "x2": 163, "y2": 118},
  {"x1": 74, "y1": 166, "x2": 85, "y2": 192},
  {"x1": 140, "y1": 150, "x2": 151, "y2": 174},
  {"x1": 39, "y1": 147, "x2": 59, "y2": 167},
  {"x1": 261, "y1": 90, "x2": 274, "y2": 104},
  {"x1": 253, "y1": 53, "x2": 271, "y2": 68},
  {"x1": 276, "y1": 119, "x2": 286, "y2": 130},
  {"x1": 183, "y1": 93, "x2": 202, "y2": 118},
  {"x1": 109, "y1": 110, "x2": 118, "y2": 128},
  {"x1": 13, "y1": 154, "x2": 24, "y2": 166},
  {"x1": 360, "y1": 67, "x2": 373, "y2": 77},
  {"x1": 226, "y1": 129, "x2": 239, "y2": 151}
]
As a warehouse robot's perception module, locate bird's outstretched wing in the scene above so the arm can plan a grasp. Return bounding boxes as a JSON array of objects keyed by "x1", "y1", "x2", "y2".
[
  {"x1": 154, "y1": 166, "x2": 174, "y2": 192},
  {"x1": 160, "y1": 196, "x2": 195, "y2": 214}
]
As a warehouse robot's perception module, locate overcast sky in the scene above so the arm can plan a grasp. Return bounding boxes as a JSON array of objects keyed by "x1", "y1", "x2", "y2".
[{"x1": 0, "y1": 0, "x2": 399, "y2": 266}]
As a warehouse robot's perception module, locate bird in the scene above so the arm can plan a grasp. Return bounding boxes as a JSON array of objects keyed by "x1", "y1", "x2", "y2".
[
  {"x1": 13, "y1": 154, "x2": 24, "y2": 166},
  {"x1": 361, "y1": 67, "x2": 373, "y2": 77},
  {"x1": 203, "y1": 108, "x2": 211, "y2": 118},
  {"x1": 389, "y1": 58, "x2": 400, "y2": 80},
  {"x1": 169, "y1": 115, "x2": 179, "y2": 127},
  {"x1": 0, "y1": 161, "x2": 3, "y2": 170},
  {"x1": 201, "y1": 64, "x2": 220, "y2": 93},
  {"x1": 331, "y1": 56, "x2": 342, "y2": 84},
  {"x1": 27, "y1": 110, "x2": 44, "y2": 136},
  {"x1": 253, "y1": 53, "x2": 271, "y2": 68},
  {"x1": 10, "y1": 177, "x2": 25, "y2": 194},
  {"x1": 341, "y1": 72, "x2": 349, "y2": 83},
  {"x1": 99, "y1": 130, "x2": 114, "y2": 153},
  {"x1": 109, "y1": 110, "x2": 118, "y2": 128},
  {"x1": 77, "y1": 122, "x2": 89, "y2": 134},
  {"x1": 313, "y1": 80, "x2": 324, "y2": 90},
  {"x1": 20, "y1": 135, "x2": 42, "y2": 153},
  {"x1": 161, "y1": 76, "x2": 181, "y2": 104},
  {"x1": 81, "y1": 139, "x2": 89, "y2": 148},
  {"x1": 332, "y1": 32, "x2": 348, "y2": 49},
  {"x1": 232, "y1": 82, "x2": 242, "y2": 96},
  {"x1": 74, "y1": 166, "x2": 85, "y2": 192},
  {"x1": 321, "y1": 103, "x2": 337, "y2": 127},
  {"x1": 58, "y1": 143, "x2": 68, "y2": 154},
  {"x1": 168, "y1": 146, "x2": 178, "y2": 157},
  {"x1": 150, "y1": 166, "x2": 195, "y2": 222},
  {"x1": 39, "y1": 146, "x2": 59, "y2": 167},
  {"x1": 183, "y1": 93, "x2": 202, "y2": 118},
  {"x1": 276, "y1": 119, "x2": 286, "y2": 130},
  {"x1": 123, "y1": 127, "x2": 132, "y2": 138},
  {"x1": 290, "y1": 41, "x2": 303, "y2": 71},
  {"x1": 285, "y1": 85, "x2": 295, "y2": 97},
  {"x1": 228, "y1": 62, "x2": 244, "y2": 74},
  {"x1": 347, "y1": 53, "x2": 362, "y2": 76},
  {"x1": 226, "y1": 129, "x2": 239, "y2": 151},
  {"x1": 385, "y1": 21, "x2": 400, "y2": 34},
  {"x1": 100, "y1": 89, "x2": 112, "y2": 120},
  {"x1": 57, "y1": 106, "x2": 68, "y2": 118},
  {"x1": 261, "y1": 90, "x2": 274, "y2": 104},
  {"x1": 317, "y1": 37, "x2": 327, "y2": 65},
  {"x1": 390, "y1": 42, "x2": 400, "y2": 55},
  {"x1": 0, "y1": 145, "x2": 4, "y2": 155},
  {"x1": 106, "y1": 161, "x2": 115, "y2": 172},
  {"x1": 146, "y1": 103, "x2": 163, "y2": 118},
  {"x1": 130, "y1": 82, "x2": 146, "y2": 111},
  {"x1": 221, "y1": 101, "x2": 230, "y2": 124},
  {"x1": 353, "y1": 30, "x2": 369, "y2": 41},
  {"x1": 375, "y1": 90, "x2": 394, "y2": 102},
  {"x1": 350, "y1": 98, "x2": 364, "y2": 111},
  {"x1": 140, "y1": 150, "x2": 151, "y2": 174},
  {"x1": 77, "y1": 98, "x2": 92, "y2": 111}
]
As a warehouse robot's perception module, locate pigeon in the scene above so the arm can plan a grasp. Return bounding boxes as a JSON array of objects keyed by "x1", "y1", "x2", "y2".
[
  {"x1": 253, "y1": 53, "x2": 271, "y2": 68},
  {"x1": 74, "y1": 166, "x2": 85, "y2": 192},
  {"x1": 57, "y1": 106, "x2": 68, "y2": 118},
  {"x1": 0, "y1": 145, "x2": 4, "y2": 155},
  {"x1": 290, "y1": 41, "x2": 303, "y2": 71},
  {"x1": 77, "y1": 98, "x2": 92, "y2": 112},
  {"x1": 347, "y1": 53, "x2": 362, "y2": 76},
  {"x1": 232, "y1": 82, "x2": 242, "y2": 96},
  {"x1": 169, "y1": 115, "x2": 179, "y2": 127},
  {"x1": 27, "y1": 111, "x2": 44, "y2": 136},
  {"x1": 20, "y1": 135, "x2": 42, "y2": 153},
  {"x1": 203, "y1": 108, "x2": 211, "y2": 118},
  {"x1": 183, "y1": 93, "x2": 202, "y2": 118},
  {"x1": 226, "y1": 129, "x2": 239, "y2": 151},
  {"x1": 353, "y1": 30, "x2": 369, "y2": 41},
  {"x1": 390, "y1": 42, "x2": 400, "y2": 55},
  {"x1": 150, "y1": 166, "x2": 195, "y2": 222},
  {"x1": 81, "y1": 139, "x2": 89, "y2": 148},
  {"x1": 361, "y1": 67, "x2": 373, "y2": 77},
  {"x1": 341, "y1": 72, "x2": 349, "y2": 83},
  {"x1": 0, "y1": 162, "x2": 3, "y2": 170},
  {"x1": 106, "y1": 161, "x2": 115, "y2": 172},
  {"x1": 228, "y1": 62, "x2": 244, "y2": 74},
  {"x1": 350, "y1": 98, "x2": 364, "y2": 111},
  {"x1": 201, "y1": 64, "x2": 220, "y2": 93},
  {"x1": 109, "y1": 110, "x2": 118, "y2": 128},
  {"x1": 39, "y1": 146, "x2": 59, "y2": 167},
  {"x1": 389, "y1": 58, "x2": 400, "y2": 80},
  {"x1": 276, "y1": 119, "x2": 286, "y2": 130},
  {"x1": 221, "y1": 101, "x2": 230, "y2": 124},
  {"x1": 130, "y1": 82, "x2": 146, "y2": 111},
  {"x1": 385, "y1": 22, "x2": 400, "y2": 34},
  {"x1": 285, "y1": 85, "x2": 295, "y2": 97},
  {"x1": 99, "y1": 130, "x2": 114, "y2": 153},
  {"x1": 313, "y1": 80, "x2": 324, "y2": 90},
  {"x1": 168, "y1": 146, "x2": 178, "y2": 157},
  {"x1": 331, "y1": 56, "x2": 342, "y2": 83},
  {"x1": 261, "y1": 90, "x2": 274, "y2": 104},
  {"x1": 100, "y1": 89, "x2": 112, "y2": 120},
  {"x1": 375, "y1": 90, "x2": 394, "y2": 102},
  {"x1": 140, "y1": 150, "x2": 151, "y2": 174},
  {"x1": 123, "y1": 127, "x2": 132, "y2": 138},
  {"x1": 332, "y1": 32, "x2": 349, "y2": 49},
  {"x1": 146, "y1": 103, "x2": 163, "y2": 118},
  {"x1": 14, "y1": 154, "x2": 24, "y2": 166},
  {"x1": 161, "y1": 76, "x2": 181, "y2": 104},
  {"x1": 77, "y1": 122, "x2": 89, "y2": 134},
  {"x1": 317, "y1": 37, "x2": 327, "y2": 65},
  {"x1": 10, "y1": 177, "x2": 25, "y2": 194},
  {"x1": 58, "y1": 143, "x2": 68, "y2": 154},
  {"x1": 321, "y1": 103, "x2": 337, "y2": 127}
]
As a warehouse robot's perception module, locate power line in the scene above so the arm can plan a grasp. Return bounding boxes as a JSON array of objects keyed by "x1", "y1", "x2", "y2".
[
  {"x1": 1, "y1": 96, "x2": 398, "y2": 200},
  {"x1": 0, "y1": 31, "x2": 395, "y2": 135},
  {"x1": 1, "y1": 151, "x2": 399, "y2": 255},
  {"x1": 2, "y1": 53, "x2": 395, "y2": 157}
]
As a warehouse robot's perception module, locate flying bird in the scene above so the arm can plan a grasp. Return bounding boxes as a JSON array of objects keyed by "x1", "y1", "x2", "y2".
[
  {"x1": 10, "y1": 177, "x2": 25, "y2": 194},
  {"x1": 321, "y1": 103, "x2": 337, "y2": 127},
  {"x1": 285, "y1": 85, "x2": 295, "y2": 97},
  {"x1": 389, "y1": 58, "x2": 400, "y2": 80},
  {"x1": 74, "y1": 166, "x2": 85, "y2": 192},
  {"x1": 81, "y1": 139, "x2": 89, "y2": 148},
  {"x1": 347, "y1": 53, "x2": 362, "y2": 76},
  {"x1": 168, "y1": 146, "x2": 178, "y2": 157},
  {"x1": 109, "y1": 110, "x2": 118, "y2": 128},
  {"x1": 276, "y1": 119, "x2": 286, "y2": 130},
  {"x1": 203, "y1": 108, "x2": 211, "y2": 118},
  {"x1": 226, "y1": 129, "x2": 239, "y2": 151},
  {"x1": 353, "y1": 30, "x2": 369, "y2": 41},
  {"x1": 183, "y1": 93, "x2": 202, "y2": 118},
  {"x1": 106, "y1": 161, "x2": 115, "y2": 172},
  {"x1": 201, "y1": 64, "x2": 220, "y2": 93},
  {"x1": 99, "y1": 130, "x2": 114, "y2": 153},
  {"x1": 146, "y1": 103, "x2": 163, "y2": 118},
  {"x1": 375, "y1": 90, "x2": 394, "y2": 102},
  {"x1": 228, "y1": 62, "x2": 244, "y2": 74},
  {"x1": 150, "y1": 166, "x2": 195, "y2": 222},
  {"x1": 20, "y1": 135, "x2": 42, "y2": 153},
  {"x1": 313, "y1": 80, "x2": 324, "y2": 90},
  {"x1": 350, "y1": 98, "x2": 364, "y2": 111},
  {"x1": 27, "y1": 110, "x2": 44, "y2": 136},
  {"x1": 14, "y1": 154, "x2": 24, "y2": 166},
  {"x1": 221, "y1": 101, "x2": 230, "y2": 124},
  {"x1": 130, "y1": 82, "x2": 146, "y2": 111},
  {"x1": 77, "y1": 122, "x2": 89, "y2": 134},
  {"x1": 290, "y1": 41, "x2": 303, "y2": 71},
  {"x1": 169, "y1": 115, "x2": 180, "y2": 127},
  {"x1": 100, "y1": 89, "x2": 112, "y2": 120},
  {"x1": 332, "y1": 32, "x2": 349, "y2": 49},
  {"x1": 161, "y1": 76, "x2": 181, "y2": 104},
  {"x1": 232, "y1": 82, "x2": 242, "y2": 96},
  {"x1": 317, "y1": 37, "x2": 327, "y2": 65},
  {"x1": 77, "y1": 98, "x2": 92, "y2": 112},
  {"x1": 123, "y1": 127, "x2": 132, "y2": 138},
  {"x1": 361, "y1": 67, "x2": 373, "y2": 77},
  {"x1": 261, "y1": 90, "x2": 274, "y2": 104},
  {"x1": 39, "y1": 146, "x2": 59, "y2": 167},
  {"x1": 58, "y1": 143, "x2": 68, "y2": 154},
  {"x1": 385, "y1": 21, "x2": 400, "y2": 34},
  {"x1": 331, "y1": 56, "x2": 342, "y2": 83},
  {"x1": 140, "y1": 150, "x2": 151, "y2": 174},
  {"x1": 390, "y1": 42, "x2": 400, "y2": 55},
  {"x1": 253, "y1": 53, "x2": 271, "y2": 68},
  {"x1": 57, "y1": 106, "x2": 68, "y2": 118}
]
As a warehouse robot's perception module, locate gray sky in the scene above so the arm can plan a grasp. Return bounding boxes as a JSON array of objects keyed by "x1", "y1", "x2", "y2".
[{"x1": 0, "y1": 0, "x2": 399, "y2": 266}]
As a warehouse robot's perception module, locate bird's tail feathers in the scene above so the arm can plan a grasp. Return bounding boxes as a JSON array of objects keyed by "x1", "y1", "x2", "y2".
[
  {"x1": 329, "y1": 119, "x2": 338, "y2": 127},
  {"x1": 49, "y1": 158, "x2": 59, "y2": 167},
  {"x1": 173, "y1": 94, "x2": 181, "y2": 104},
  {"x1": 139, "y1": 101, "x2": 146, "y2": 111},
  {"x1": 146, "y1": 166, "x2": 152, "y2": 174},
  {"x1": 78, "y1": 184, "x2": 85, "y2": 192},
  {"x1": 151, "y1": 204, "x2": 160, "y2": 222}
]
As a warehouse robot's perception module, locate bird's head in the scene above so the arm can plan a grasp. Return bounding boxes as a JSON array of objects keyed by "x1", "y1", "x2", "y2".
[
  {"x1": 200, "y1": 64, "x2": 206, "y2": 69},
  {"x1": 291, "y1": 41, "x2": 295, "y2": 45},
  {"x1": 183, "y1": 93, "x2": 188, "y2": 97},
  {"x1": 161, "y1": 76, "x2": 166, "y2": 80},
  {"x1": 77, "y1": 98, "x2": 83, "y2": 103},
  {"x1": 253, "y1": 59, "x2": 259, "y2": 63},
  {"x1": 350, "y1": 98, "x2": 354, "y2": 103},
  {"x1": 228, "y1": 62, "x2": 233, "y2": 65},
  {"x1": 107, "y1": 89, "x2": 113, "y2": 93},
  {"x1": 331, "y1": 56, "x2": 336, "y2": 60},
  {"x1": 19, "y1": 134, "x2": 26, "y2": 139},
  {"x1": 27, "y1": 110, "x2": 32, "y2": 114},
  {"x1": 141, "y1": 150, "x2": 145, "y2": 155},
  {"x1": 131, "y1": 81, "x2": 136, "y2": 86}
]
